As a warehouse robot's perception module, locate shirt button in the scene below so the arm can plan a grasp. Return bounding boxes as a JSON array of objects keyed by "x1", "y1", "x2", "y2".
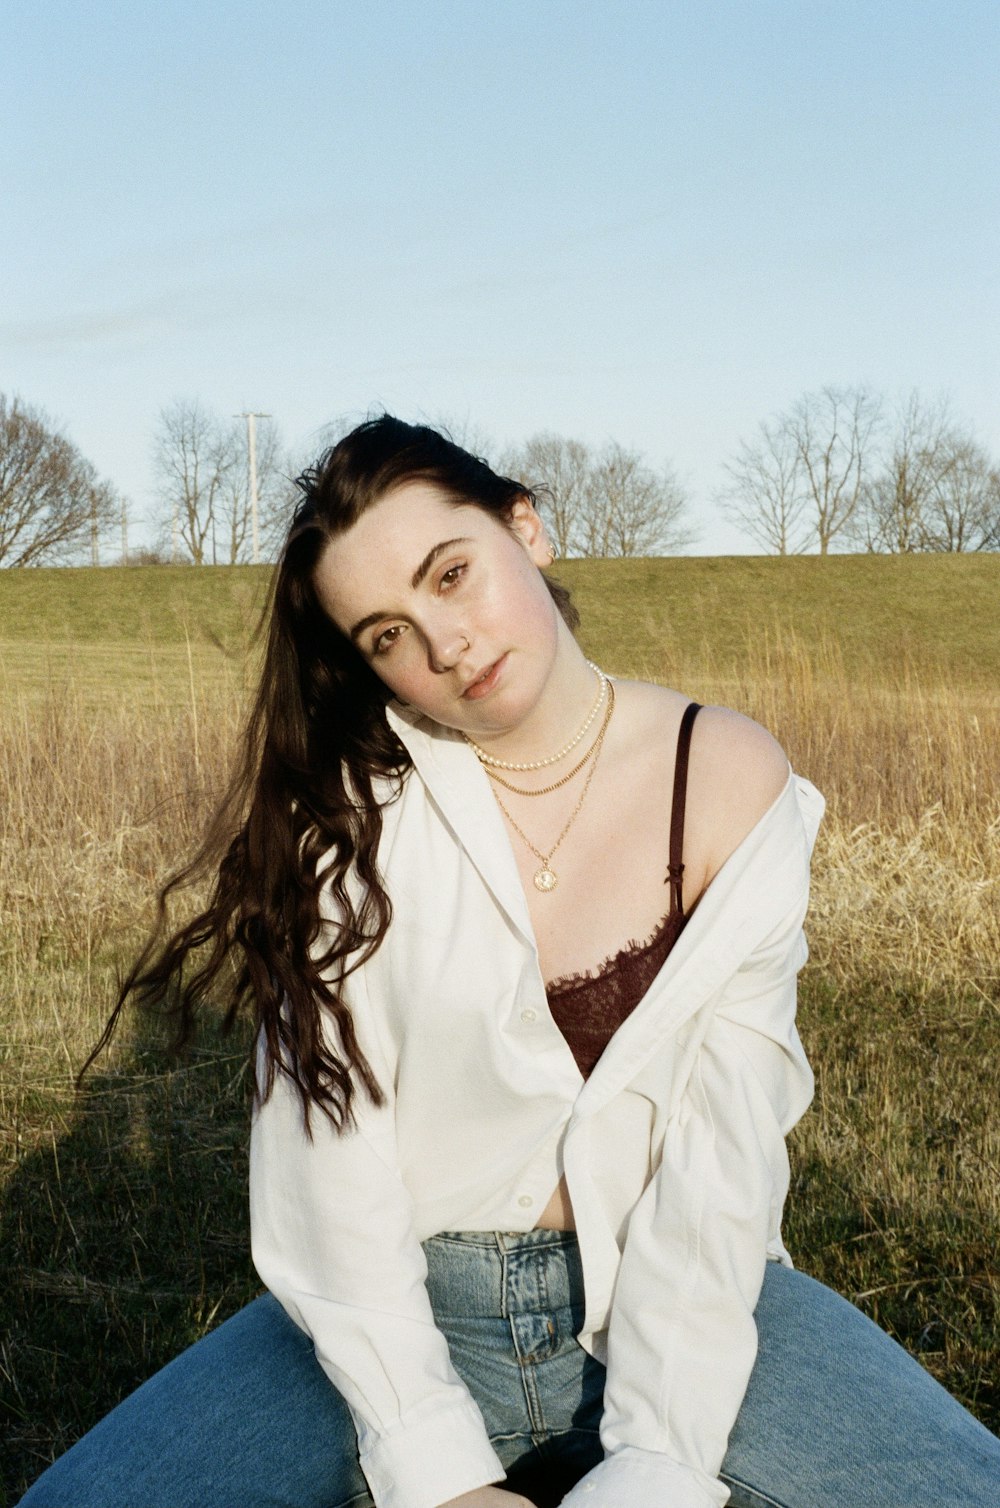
[
  {"x1": 520, "y1": 1008, "x2": 537, "y2": 1023},
  {"x1": 517, "y1": 1194, "x2": 533, "y2": 1208}
]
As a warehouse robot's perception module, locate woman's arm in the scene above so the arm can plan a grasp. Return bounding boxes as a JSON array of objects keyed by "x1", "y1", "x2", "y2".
[
  {"x1": 250, "y1": 1041, "x2": 507, "y2": 1508},
  {"x1": 442, "y1": 1493, "x2": 537, "y2": 1507}
]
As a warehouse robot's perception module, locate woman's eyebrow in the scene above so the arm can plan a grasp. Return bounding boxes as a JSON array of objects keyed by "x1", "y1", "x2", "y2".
[
  {"x1": 410, "y1": 537, "x2": 470, "y2": 590},
  {"x1": 348, "y1": 537, "x2": 472, "y2": 642}
]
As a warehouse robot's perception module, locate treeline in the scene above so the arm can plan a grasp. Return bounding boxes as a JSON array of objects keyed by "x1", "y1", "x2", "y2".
[
  {"x1": 0, "y1": 396, "x2": 291, "y2": 569},
  {"x1": 1, "y1": 387, "x2": 997, "y2": 566},
  {"x1": 718, "y1": 386, "x2": 1000, "y2": 556}
]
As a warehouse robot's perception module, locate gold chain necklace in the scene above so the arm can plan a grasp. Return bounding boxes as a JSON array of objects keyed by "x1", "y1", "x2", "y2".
[
  {"x1": 463, "y1": 662, "x2": 606, "y2": 770},
  {"x1": 483, "y1": 685, "x2": 615, "y2": 796},
  {"x1": 490, "y1": 682, "x2": 615, "y2": 891}
]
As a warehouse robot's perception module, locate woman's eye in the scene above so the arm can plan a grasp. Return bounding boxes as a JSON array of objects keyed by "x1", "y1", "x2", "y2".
[
  {"x1": 373, "y1": 625, "x2": 406, "y2": 656},
  {"x1": 439, "y1": 563, "x2": 466, "y2": 590}
]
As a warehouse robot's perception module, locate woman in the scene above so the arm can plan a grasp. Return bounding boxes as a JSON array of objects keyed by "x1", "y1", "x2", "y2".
[{"x1": 20, "y1": 417, "x2": 999, "y2": 1508}]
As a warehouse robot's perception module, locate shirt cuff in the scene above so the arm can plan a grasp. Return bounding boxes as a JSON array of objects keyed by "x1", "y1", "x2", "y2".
[
  {"x1": 559, "y1": 1446, "x2": 730, "y2": 1508},
  {"x1": 356, "y1": 1395, "x2": 506, "y2": 1508}
]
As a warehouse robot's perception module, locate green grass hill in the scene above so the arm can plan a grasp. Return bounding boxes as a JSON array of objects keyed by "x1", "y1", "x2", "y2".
[{"x1": 0, "y1": 555, "x2": 997, "y2": 701}]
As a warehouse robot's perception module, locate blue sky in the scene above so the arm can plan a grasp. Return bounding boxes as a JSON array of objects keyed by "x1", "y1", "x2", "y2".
[{"x1": 3, "y1": 0, "x2": 998, "y2": 553}]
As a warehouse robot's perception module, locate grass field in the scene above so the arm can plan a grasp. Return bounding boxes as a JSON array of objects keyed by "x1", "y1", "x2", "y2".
[{"x1": 1, "y1": 558, "x2": 998, "y2": 1502}]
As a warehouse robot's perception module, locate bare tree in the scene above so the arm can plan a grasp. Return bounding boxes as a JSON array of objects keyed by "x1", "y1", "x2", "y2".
[
  {"x1": 508, "y1": 433, "x2": 692, "y2": 557},
  {"x1": 859, "y1": 392, "x2": 952, "y2": 551},
  {"x1": 507, "y1": 432, "x2": 593, "y2": 557},
  {"x1": 721, "y1": 386, "x2": 882, "y2": 554},
  {"x1": 983, "y1": 485, "x2": 1000, "y2": 551},
  {"x1": 432, "y1": 413, "x2": 499, "y2": 468},
  {"x1": 858, "y1": 393, "x2": 1000, "y2": 553},
  {"x1": 923, "y1": 436, "x2": 1000, "y2": 552},
  {"x1": 153, "y1": 399, "x2": 236, "y2": 565},
  {"x1": 581, "y1": 442, "x2": 692, "y2": 557},
  {"x1": 789, "y1": 385, "x2": 882, "y2": 553},
  {"x1": 718, "y1": 418, "x2": 810, "y2": 555},
  {"x1": 307, "y1": 417, "x2": 693, "y2": 559},
  {"x1": 0, "y1": 394, "x2": 119, "y2": 566}
]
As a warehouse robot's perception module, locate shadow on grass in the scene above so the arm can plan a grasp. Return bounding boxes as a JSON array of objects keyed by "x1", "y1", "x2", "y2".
[
  {"x1": 2, "y1": 1011, "x2": 576, "y2": 1508},
  {"x1": 1, "y1": 1014, "x2": 259, "y2": 1507},
  {"x1": 788, "y1": 972, "x2": 1000, "y2": 1437}
]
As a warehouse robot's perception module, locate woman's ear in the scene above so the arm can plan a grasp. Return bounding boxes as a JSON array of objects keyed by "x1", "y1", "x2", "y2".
[{"x1": 507, "y1": 495, "x2": 551, "y2": 566}]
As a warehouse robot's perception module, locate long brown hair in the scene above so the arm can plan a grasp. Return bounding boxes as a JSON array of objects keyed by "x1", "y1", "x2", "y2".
[{"x1": 90, "y1": 416, "x2": 577, "y2": 1130}]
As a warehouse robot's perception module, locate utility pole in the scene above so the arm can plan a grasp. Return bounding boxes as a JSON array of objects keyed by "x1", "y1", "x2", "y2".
[{"x1": 235, "y1": 411, "x2": 271, "y2": 564}]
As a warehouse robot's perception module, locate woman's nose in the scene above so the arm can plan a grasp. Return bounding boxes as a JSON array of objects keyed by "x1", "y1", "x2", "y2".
[{"x1": 427, "y1": 625, "x2": 471, "y2": 672}]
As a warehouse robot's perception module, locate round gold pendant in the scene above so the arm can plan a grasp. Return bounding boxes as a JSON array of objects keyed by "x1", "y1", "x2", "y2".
[{"x1": 534, "y1": 866, "x2": 558, "y2": 892}]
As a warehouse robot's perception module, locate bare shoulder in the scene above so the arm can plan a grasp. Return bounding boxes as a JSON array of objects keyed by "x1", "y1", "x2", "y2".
[
  {"x1": 687, "y1": 704, "x2": 790, "y2": 881},
  {"x1": 613, "y1": 679, "x2": 787, "y2": 797},
  {"x1": 690, "y1": 703, "x2": 789, "y2": 807},
  {"x1": 607, "y1": 680, "x2": 789, "y2": 900}
]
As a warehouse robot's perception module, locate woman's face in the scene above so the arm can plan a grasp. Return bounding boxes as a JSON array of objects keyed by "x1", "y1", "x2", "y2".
[{"x1": 313, "y1": 480, "x2": 559, "y2": 738}]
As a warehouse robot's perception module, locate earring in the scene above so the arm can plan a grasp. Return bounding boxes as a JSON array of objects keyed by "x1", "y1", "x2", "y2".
[{"x1": 546, "y1": 543, "x2": 557, "y2": 565}]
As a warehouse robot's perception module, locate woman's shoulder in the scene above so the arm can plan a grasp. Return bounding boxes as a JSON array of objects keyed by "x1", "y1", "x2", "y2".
[
  {"x1": 615, "y1": 678, "x2": 790, "y2": 886},
  {"x1": 613, "y1": 678, "x2": 787, "y2": 782},
  {"x1": 687, "y1": 703, "x2": 790, "y2": 876},
  {"x1": 688, "y1": 701, "x2": 789, "y2": 800}
]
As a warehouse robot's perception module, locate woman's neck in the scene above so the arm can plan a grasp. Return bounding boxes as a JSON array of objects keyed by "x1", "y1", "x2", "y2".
[{"x1": 466, "y1": 640, "x2": 600, "y2": 770}]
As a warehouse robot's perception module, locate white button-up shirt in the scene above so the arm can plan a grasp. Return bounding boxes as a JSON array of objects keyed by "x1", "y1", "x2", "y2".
[{"x1": 250, "y1": 702, "x2": 825, "y2": 1508}]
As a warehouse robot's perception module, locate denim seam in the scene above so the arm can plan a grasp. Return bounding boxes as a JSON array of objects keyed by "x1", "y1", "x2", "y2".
[
  {"x1": 721, "y1": 1470, "x2": 791, "y2": 1508},
  {"x1": 499, "y1": 1236, "x2": 511, "y2": 1320},
  {"x1": 489, "y1": 1428, "x2": 541, "y2": 1446},
  {"x1": 512, "y1": 1318, "x2": 547, "y2": 1433},
  {"x1": 428, "y1": 1231, "x2": 500, "y2": 1248},
  {"x1": 537, "y1": 1425, "x2": 602, "y2": 1442},
  {"x1": 331, "y1": 1489, "x2": 375, "y2": 1508},
  {"x1": 536, "y1": 1248, "x2": 551, "y2": 1314}
]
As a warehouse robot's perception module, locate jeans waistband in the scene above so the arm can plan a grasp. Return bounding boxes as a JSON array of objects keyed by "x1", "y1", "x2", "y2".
[{"x1": 422, "y1": 1229, "x2": 584, "y2": 1319}]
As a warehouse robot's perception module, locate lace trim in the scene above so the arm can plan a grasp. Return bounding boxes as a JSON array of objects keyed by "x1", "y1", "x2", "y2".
[
  {"x1": 545, "y1": 908, "x2": 682, "y2": 998},
  {"x1": 545, "y1": 906, "x2": 689, "y2": 1080}
]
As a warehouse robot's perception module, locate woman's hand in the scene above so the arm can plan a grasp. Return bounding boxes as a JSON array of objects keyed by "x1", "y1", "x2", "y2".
[{"x1": 439, "y1": 1489, "x2": 537, "y2": 1508}]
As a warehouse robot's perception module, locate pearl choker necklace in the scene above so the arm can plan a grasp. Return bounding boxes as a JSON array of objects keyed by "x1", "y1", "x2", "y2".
[{"x1": 463, "y1": 662, "x2": 608, "y2": 771}]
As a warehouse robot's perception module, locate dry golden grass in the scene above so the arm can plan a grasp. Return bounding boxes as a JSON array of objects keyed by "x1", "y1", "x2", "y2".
[
  {"x1": 5, "y1": 627, "x2": 997, "y2": 998},
  {"x1": 1, "y1": 624, "x2": 998, "y2": 1498},
  {"x1": 650, "y1": 628, "x2": 1000, "y2": 997}
]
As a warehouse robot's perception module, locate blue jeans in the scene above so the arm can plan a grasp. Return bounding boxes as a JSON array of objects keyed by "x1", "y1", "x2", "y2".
[{"x1": 18, "y1": 1229, "x2": 1000, "y2": 1507}]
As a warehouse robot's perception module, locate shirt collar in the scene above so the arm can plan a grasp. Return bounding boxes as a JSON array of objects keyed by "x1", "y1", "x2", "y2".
[{"x1": 386, "y1": 699, "x2": 537, "y2": 948}]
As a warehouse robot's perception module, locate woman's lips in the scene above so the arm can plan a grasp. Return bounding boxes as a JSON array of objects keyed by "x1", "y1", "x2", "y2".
[{"x1": 462, "y1": 654, "x2": 507, "y2": 700}]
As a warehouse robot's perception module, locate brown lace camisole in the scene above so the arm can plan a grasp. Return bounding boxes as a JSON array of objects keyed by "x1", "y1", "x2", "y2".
[{"x1": 545, "y1": 701, "x2": 702, "y2": 1079}]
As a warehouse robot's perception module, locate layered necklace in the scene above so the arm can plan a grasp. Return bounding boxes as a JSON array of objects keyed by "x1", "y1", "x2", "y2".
[{"x1": 463, "y1": 663, "x2": 615, "y2": 893}]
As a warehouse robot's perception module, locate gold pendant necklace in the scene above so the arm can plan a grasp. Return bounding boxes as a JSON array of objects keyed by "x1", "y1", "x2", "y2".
[{"x1": 489, "y1": 682, "x2": 615, "y2": 891}]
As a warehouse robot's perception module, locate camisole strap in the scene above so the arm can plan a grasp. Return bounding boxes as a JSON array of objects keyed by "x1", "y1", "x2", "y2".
[{"x1": 666, "y1": 701, "x2": 702, "y2": 916}]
